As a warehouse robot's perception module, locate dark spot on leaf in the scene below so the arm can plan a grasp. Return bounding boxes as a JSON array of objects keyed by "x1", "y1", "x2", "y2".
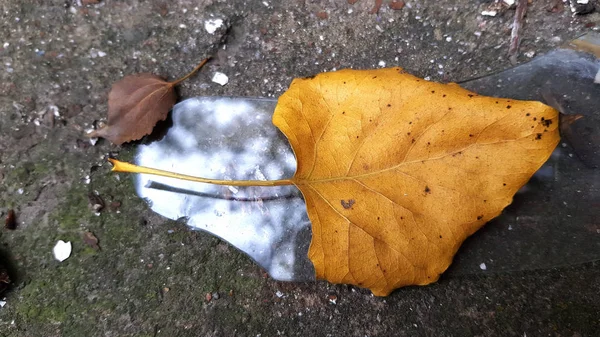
[
  {"x1": 407, "y1": 132, "x2": 411, "y2": 135},
  {"x1": 495, "y1": 101, "x2": 499, "y2": 104},
  {"x1": 439, "y1": 235, "x2": 443, "y2": 239},
  {"x1": 542, "y1": 119, "x2": 552, "y2": 127},
  {"x1": 506, "y1": 105, "x2": 512, "y2": 109},
  {"x1": 468, "y1": 94, "x2": 474, "y2": 98},
  {"x1": 342, "y1": 111, "x2": 346, "y2": 114},
  {"x1": 377, "y1": 217, "x2": 380, "y2": 220},
  {"x1": 340, "y1": 199, "x2": 355, "y2": 209},
  {"x1": 442, "y1": 94, "x2": 446, "y2": 97},
  {"x1": 427, "y1": 142, "x2": 431, "y2": 146},
  {"x1": 424, "y1": 186, "x2": 431, "y2": 193},
  {"x1": 503, "y1": 183, "x2": 507, "y2": 186},
  {"x1": 526, "y1": 113, "x2": 530, "y2": 116},
  {"x1": 536, "y1": 133, "x2": 542, "y2": 140},
  {"x1": 477, "y1": 215, "x2": 483, "y2": 220},
  {"x1": 372, "y1": 76, "x2": 377, "y2": 79},
  {"x1": 411, "y1": 138, "x2": 415, "y2": 143},
  {"x1": 304, "y1": 75, "x2": 317, "y2": 80},
  {"x1": 533, "y1": 117, "x2": 537, "y2": 121},
  {"x1": 400, "y1": 216, "x2": 404, "y2": 220},
  {"x1": 387, "y1": 104, "x2": 391, "y2": 107},
  {"x1": 483, "y1": 199, "x2": 487, "y2": 203},
  {"x1": 409, "y1": 121, "x2": 412, "y2": 124},
  {"x1": 469, "y1": 134, "x2": 473, "y2": 137},
  {"x1": 431, "y1": 90, "x2": 435, "y2": 94}
]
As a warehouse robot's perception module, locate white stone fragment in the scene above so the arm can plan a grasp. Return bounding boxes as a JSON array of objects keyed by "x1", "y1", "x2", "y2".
[
  {"x1": 204, "y1": 18, "x2": 223, "y2": 34},
  {"x1": 595, "y1": 68, "x2": 600, "y2": 84},
  {"x1": 211, "y1": 72, "x2": 229, "y2": 86},
  {"x1": 479, "y1": 262, "x2": 487, "y2": 270},
  {"x1": 378, "y1": 60, "x2": 386, "y2": 67},
  {"x1": 503, "y1": 0, "x2": 515, "y2": 6},
  {"x1": 481, "y1": 10, "x2": 497, "y2": 17},
  {"x1": 53, "y1": 240, "x2": 72, "y2": 262}
]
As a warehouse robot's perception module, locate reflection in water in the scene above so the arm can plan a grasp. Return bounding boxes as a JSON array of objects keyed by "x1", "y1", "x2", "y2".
[
  {"x1": 136, "y1": 98, "x2": 314, "y2": 281},
  {"x1": 135, "y1": 38, "x2": 599, "y2": 282}
]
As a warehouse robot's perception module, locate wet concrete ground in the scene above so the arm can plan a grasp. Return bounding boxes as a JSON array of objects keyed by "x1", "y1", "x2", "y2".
[{"x1": 0, "y1": 1, "x2": 599, "y2": 336}]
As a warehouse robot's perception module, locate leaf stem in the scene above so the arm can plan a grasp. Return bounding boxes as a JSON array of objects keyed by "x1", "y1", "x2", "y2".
[
  {"x1": 170, "y1": 57, "x2": 211, "y2": 86},
  {"x1": 108, "y1": 159, "x2": 295, "y2": 187}
]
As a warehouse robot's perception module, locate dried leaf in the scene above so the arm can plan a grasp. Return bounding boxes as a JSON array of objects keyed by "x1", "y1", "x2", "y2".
[
  {"x1": 83, "y1": 231, "x2": 100, "y2": 250},
  {"x1": 90, "y1": 58, "x2": 209, "y2": 145},
  {"x1": 272, "y1": 68, "x2": 559, "y2": 295},
  {"x1": 5, "y1": 209, "x2": 16, "y2": 230}
]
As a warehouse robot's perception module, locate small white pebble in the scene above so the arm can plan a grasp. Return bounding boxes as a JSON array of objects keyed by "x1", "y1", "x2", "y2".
[
  {"x1": 378, "y1": 60, "x2": 386, "y2": 67},
  {"x1": 503, "y1": 0, "x2": 515, "y2": 6},
  {"x1": 524, "y1": 51, "x2": 535, "y2": 58},
  {"x1": 2, "y1": 42, "x2": 8, "y2": 48},
  {"x1": 53, "y1": 240, "x2": 72, "y2": 262},
  {"x1": 375, "y1": 25, "x2": 384, "y2": 33},
  {"x1": 577, "y1": 0, "x2": 589, "y2": 4},
  {"x1": 445, "y1": 36, "x2": 452, "y2": 42},
  {"x1": 481, "y1": 10, "x2": 497, "y2": 17},
  {"x1": 179, "y1": 24, "x2": 187, "y2": 29},
  {"x1": 204, "y1": 18, "x2": 223, "y2": 34},
  {"x1": 594, "y1": 68, "x2": 600, "y2": 84},
  {"x1": 212, "y1": 72, "x2": 229, "y2": 86},
  {"x1": 508, "y1": 225, "x2": 513, "y2": 230},
  {"x1": 275, "y1": 290, "x2": 284, "y2": 298},
  {"x1": 479, "y1": 262, "x2": 487, "y2": 270},
  {"x1": 0, "y1": 300, "x2": 6, "y2": 308},
  {"x1": 17, "y1": 188, "x2": 24, "y2": 195},
  {"x1": 97, "y1": 51, "x2": 106, "y2": 57},
  {"x1": 474, "y1": 31, "x2": 482, "y2": 37}
]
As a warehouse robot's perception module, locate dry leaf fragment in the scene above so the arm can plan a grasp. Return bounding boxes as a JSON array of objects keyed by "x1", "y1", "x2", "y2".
[
  {"x1": 89, "y1": 58, "x2": 209, "y2": 145},
  {"x1": 272, "y1": 68, "x2": 559, "y2": 296},
  {"x1": 83, "y1": 231, "x2": 100, "y2": 250},
  {"x1": 5, "y1": 209, "x2": 16, "y2": 230}
]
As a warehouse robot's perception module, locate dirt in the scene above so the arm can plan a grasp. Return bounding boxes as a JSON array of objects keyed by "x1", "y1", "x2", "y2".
[{"x1": 0, "y1": 0, "x2": 599, "y2": 336}]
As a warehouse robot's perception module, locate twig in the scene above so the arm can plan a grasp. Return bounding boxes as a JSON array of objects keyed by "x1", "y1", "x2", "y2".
[{"x1": 508, "y1": 0, "x2": 528, "y2": 65}]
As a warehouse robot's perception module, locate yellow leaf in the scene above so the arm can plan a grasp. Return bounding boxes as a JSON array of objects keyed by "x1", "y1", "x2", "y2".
[{"x1": 272, "y1": 68, "x2": 559, "y2": 296}]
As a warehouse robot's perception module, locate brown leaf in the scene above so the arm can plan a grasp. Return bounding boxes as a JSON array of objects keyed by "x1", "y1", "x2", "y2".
[
  {"x1": 83, "y1": 231, "x2": 100, "y2": 250},
  {"x1": 5, "y1": 209, "x2": 16, "y2": 230},
  {"x1": 389, "y1": 1, "x2": 405, "y2": 10},
  {"x1": 370, "y1": 0, "x2": 383, "y2": 14},
  {"x1": 89, "y1": 58, "x2": 209, "y2": 145},
  {"x1": 272, "y1": 68, "x2": 560, "y2": 296}
]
